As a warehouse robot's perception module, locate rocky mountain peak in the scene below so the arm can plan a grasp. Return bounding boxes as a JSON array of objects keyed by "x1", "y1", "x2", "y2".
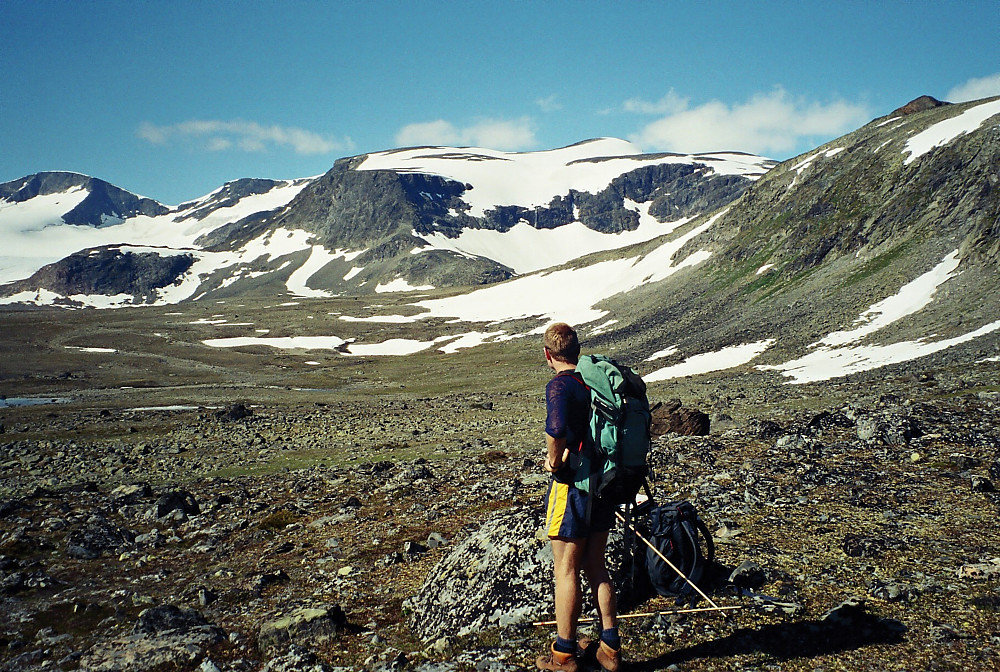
[
  {"x1": 892, "y1": 95, "x2": 950, "y2": 116},
  {"x1": 0, "y1": 171, "x2": 169, "y2": 227}
]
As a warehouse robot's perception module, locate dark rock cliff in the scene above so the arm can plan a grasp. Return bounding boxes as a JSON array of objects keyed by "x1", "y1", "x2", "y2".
[{"x1": 10, "y1": 247, "x2": 193, "y2": 301}]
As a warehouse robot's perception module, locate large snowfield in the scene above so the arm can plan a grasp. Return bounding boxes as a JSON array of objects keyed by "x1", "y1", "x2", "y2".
[
  {"x1": 357, "y1": 138, "x2": 772, "y2": 218},
  {"x1": 0, "y1": 179, "x2": 314, "y2": 285}
]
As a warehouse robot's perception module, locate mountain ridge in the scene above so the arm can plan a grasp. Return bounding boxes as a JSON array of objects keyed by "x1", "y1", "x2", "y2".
[{"x1": 0, "y1": 139, "x2": 772, "y2": 302}]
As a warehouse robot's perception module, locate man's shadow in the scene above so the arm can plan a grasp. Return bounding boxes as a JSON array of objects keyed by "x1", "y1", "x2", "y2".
[{"x1": 628, "y1": 605, "x2": 907, "y2": 670}]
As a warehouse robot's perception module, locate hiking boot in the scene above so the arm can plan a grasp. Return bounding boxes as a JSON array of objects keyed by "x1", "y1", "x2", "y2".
[
  {"x1": 536, "y1": 642, "x2": 579, "y2": 672},
  {"x1": 595, "y1": 640, "x2": 622, "y2": 672}
]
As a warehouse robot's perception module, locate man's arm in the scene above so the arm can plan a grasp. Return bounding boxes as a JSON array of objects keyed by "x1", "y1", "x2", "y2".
[{"x1": 544, "y1": 433, "x2": 571, "y2": 472}]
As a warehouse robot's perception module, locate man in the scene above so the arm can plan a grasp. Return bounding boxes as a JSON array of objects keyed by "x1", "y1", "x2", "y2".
[{"x1": 537, "y1": 322, "x2": 621, "y2": 672}]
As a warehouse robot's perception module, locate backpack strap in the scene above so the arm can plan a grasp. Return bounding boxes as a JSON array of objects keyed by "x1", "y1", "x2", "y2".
[
  {"x1": 621, "y1": 499, "x2": 643, "y2": 596},
  {"x1": 560, "y1": 370, "x2": 599, "y2": 524},
  {"x1": 696, "y1": 516, "x2": 715, "y2": 565},
  {"x1": 676, "y1": 519, "x2": 703, "y2": 599}
]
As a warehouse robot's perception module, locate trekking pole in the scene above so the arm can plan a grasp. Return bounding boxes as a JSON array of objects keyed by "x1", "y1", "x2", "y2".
[
  {"x1": 532, "y1": 605, "x2": 741, "y2": 627},
  {"x1": 615, "y1": 511, "x2": 721, "y2": 610}
]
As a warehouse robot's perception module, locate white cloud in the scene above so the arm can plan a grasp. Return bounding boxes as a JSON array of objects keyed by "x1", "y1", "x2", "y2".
[
  {"x1": 623, "y1": 90, "x2": 689, "y2": 115},
  {"x1": 536, "y1": 94, "x2": 562, "y2": 112},
  {"x1": 947, "y1": 73, "x2": 1000, "y2": 103},
  {"x1": 206, "y1": 137, "x2": 232, "y2": 151},
  {"x1": 629, "y1": 87, "x2": 870, "y2": 157},
  {"x1": 394, "y1": 120, "x2": 459, "y2": 146},
  {"x1": 137, "y1": 119, "x2": 352, "y2": 155},
  {"x1": 395, "y1": 117, "x2": 537, "y2": 150}
]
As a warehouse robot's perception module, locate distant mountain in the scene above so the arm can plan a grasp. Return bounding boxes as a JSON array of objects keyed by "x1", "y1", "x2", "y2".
[
  {"x1": 3, "y1": 96, "x2": 999, "y2": 386},
  {"x1": 0, "y1": 139, "x2": 771, "y2": 306},
  {"x1": 531, "y1": 94, "x2": 1000, "y2": 383},
  {"x1": 0, "y1": 174, "x2": 314, "y2": 299},
  {"x1": 0, "y1": 171, "x2": 169, "y2": 227}
]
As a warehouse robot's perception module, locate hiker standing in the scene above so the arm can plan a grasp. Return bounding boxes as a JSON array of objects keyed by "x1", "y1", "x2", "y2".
[{"x1": 537, "y1": 322, "x2": 621, "y2": 672}]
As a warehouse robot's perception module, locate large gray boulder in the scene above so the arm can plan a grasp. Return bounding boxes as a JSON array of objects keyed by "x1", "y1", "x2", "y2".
[
  {"x1": 405, "y1": 505, "x2": 553, "y2": 641},
  {"x1": 406, "y1": 505, "x2": 633, "y2": 642}
]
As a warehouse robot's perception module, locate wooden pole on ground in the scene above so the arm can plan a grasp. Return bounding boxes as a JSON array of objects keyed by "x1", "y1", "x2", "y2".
[
  {"x1": 532, "y1": 605, "x2": 742, "y2": 627},
  {"x1": 615, "y1": 510, "x2": 721, "y2": 610}
]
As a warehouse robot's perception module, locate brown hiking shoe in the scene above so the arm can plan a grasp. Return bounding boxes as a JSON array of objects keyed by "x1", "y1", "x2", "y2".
[
  {"x1": 536, "y1": 642, "x2": 579, "y2": 672},
  {"x1": 595, "y1": 640, "x2": 621, "y2": 672}
]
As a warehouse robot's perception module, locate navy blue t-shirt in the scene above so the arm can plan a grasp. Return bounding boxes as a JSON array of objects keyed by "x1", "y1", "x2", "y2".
[{"x1": 545, "y1": 370, "x2": 590, "y2": 456}]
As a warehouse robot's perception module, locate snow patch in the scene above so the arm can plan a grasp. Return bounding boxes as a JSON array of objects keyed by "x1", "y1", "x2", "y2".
[
  {"x1": 588, "y1": 320, "x2": 619, "y2": 336},
  {"x1": 761, "y1": 321, "x2": 1000, "y2": 384},
  {"x1": 817, "y1": 250, "x2": 961, "y2": 347},
  {"x1": 758, "y1": 250, "x2": 989, "y2": 383},
  {"x1": 414, "y1": 215, "x2": 691, "y2": 275},
  {"x1": 0, "y1": 180, "x2": 311, "y2": 285},
  {"x1": 645, "y1": 340, "x2": 775, "y2": 382},
  {"x1": 381, "y1": 209, "x2": 726, "y2": 327},
  {"x1": 787, "y1": 147, "x2": 846, "y2": 191},
  {"x1": 203, "y1": 335, "x2": 348, "y2": 350},
  {"x1": 437, "y1": 331, "x2": 508, "y2": 354},
  {"x1": 339, "y1": 314, "x2": 422, "y2": 324},
  {"x1": 375, "y1": 278, "x2": 435, "y2": 293},
  {"x1": 903, "y1": 99, "x2": 1000, "y2": 165},
  {"x1": 287, "y1": 245, "x2": 339, "y2": 298},
  {"x1": 0, "y1": 187, "x2": 90, "y2": 234},
  {"x1": 644, "y1": 346, "x2": 679, "y2": 362}
]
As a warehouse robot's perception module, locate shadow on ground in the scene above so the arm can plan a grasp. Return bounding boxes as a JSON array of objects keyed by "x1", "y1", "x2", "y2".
[{"x1": 630, "y1": 606, "x2": 907, "y2": 670}]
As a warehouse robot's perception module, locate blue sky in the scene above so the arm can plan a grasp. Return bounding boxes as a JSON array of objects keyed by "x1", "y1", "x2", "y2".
[{"x1": 3, "y1": 0, "x2": 1000, "y2": 205}]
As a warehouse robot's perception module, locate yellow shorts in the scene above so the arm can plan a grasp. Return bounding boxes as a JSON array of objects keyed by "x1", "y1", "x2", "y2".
[{"x1": 544, "y1": 480, "x2": 614, "y2": 539}]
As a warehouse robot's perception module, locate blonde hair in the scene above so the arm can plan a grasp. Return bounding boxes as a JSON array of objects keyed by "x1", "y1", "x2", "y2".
[{"x1": 543, "y1": 322, "x2": 580, "y2": 364}]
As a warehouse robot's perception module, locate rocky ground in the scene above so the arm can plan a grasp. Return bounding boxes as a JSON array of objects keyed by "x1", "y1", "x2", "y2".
[
  {"x1": 1, "y1": 298, "x2": 999, "y2": 671},
  {"x1": 2, "y1": 365, "x2": 999, "y2": 671}
]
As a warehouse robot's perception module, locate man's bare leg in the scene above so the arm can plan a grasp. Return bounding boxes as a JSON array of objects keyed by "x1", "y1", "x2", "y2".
[
  {"x1": 581, "y1": 530, "x2": 617, "y2": 631},
  {"x1": 550, "y1": 537, "x2": 586, "y2": 641}
]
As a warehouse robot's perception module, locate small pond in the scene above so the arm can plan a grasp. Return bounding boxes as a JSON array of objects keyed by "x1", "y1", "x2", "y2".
[{"x1": 0, "y1": 397, "x2": 71, "y2": 408}]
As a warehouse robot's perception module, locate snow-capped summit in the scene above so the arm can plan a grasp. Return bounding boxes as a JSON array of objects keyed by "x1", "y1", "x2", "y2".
[
  {"x1": 0, "y1": 171, "x2": 168, "y2": 230},
  {"x1": 1, "y1": 138, "x2": 773, "y2": 307},
  {"x1": 357, "y1": 137, "x2": 772, "y2": 217}
]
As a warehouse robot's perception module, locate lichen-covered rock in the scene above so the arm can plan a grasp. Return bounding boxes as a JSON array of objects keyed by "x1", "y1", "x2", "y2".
[
  {"x1": 260, "y1": 644, "x2": 337, "y2": 672},
  {"x1": 258, "y1": 605, "x2": 347, "y2": 651},
  {"x1": 78, "y1": 605, "x2": 224, "y2": 672},
  {"x1": 957, "y1": 558, "x2": 1000, "y2": 579},
  {"x1": 405, "y1": 505, "x2": 553, "y2": 641},
  {"x1": 78, "y1": 629, "x2": 225, "y2": 672},
  {"x1": 405, "y1": 504, "x2": 639, "y2": 642},
  {"x1": 109, "y1": 482, "x2": 152, "y2": 507},
  {"x1": 853, "y1": 409, "x2": 921, "y2": 446},
  {"x1": 133, "y1": 604, "x2": 213, "y2": 636}
]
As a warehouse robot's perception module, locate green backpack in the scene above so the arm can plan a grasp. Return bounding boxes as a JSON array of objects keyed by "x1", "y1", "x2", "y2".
[{"x1": 574, "y1": 354, "x2": 652, "y2": 505}]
